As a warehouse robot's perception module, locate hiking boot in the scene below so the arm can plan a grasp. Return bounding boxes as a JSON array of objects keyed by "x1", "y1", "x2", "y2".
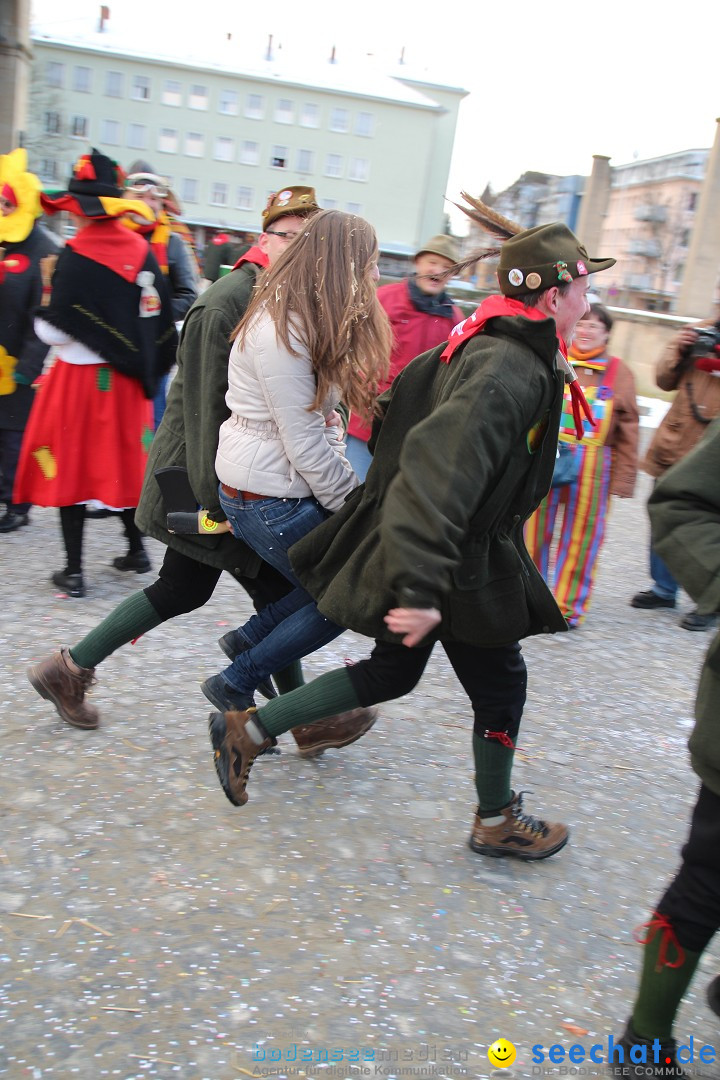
[
  {"x1": 208, "y1": 709, "x2": 276, "y2": 806},
  {"x1": 217, "y1": 630, "x2": 277, "y2": 700},
  {"x1": 112, "y1": 550, "x2": 151, "y2": 573},
  {"x1": 201, "y1": 674, "x2": 255, "y2": 714},
  {"x1": 51, "y1": 569, "x2": 86, "y2": 598},
  {"x1": 630, "y1": 590, "x2": 676, "y2": 610},
  {"x1": 469, "y1": 791, "x2": 569, "y2": 860},
  {"x1": 27, "y1": 647, "x2": 99, "y2": 729},
  {"x1": 707, "y1": 974, "x2": 720, "y2": 1017},
  {"x1": 291, "y1": 707, "x2": 379, "y2": 758},
  {"x1": 609, "y1": 1019, "x2": 686, "y2": 1078},
  {"x1": 679, "y1": 609, "x2": 716, "y2": 632}
]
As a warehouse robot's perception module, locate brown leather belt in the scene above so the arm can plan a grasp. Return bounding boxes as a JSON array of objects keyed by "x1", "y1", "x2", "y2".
[{"x1": 221, "y1": 483, "x2": 268, "y2": 501}]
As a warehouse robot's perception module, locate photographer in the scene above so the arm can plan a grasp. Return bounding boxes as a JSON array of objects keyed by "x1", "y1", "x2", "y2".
[{"x1": 631, "y1": 316, "x2": 720, "y2": 630}]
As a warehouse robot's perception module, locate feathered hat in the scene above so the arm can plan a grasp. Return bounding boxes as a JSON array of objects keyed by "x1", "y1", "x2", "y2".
[
  {"x1": 40, "y1": 149, "x2": 154, "y2": 223},
  {"x1": 0, "y1": 148, "x2": 42, "y2": 244},
  {"x1": 451, "y1": 190, "x2": 614, "y2": 296}
]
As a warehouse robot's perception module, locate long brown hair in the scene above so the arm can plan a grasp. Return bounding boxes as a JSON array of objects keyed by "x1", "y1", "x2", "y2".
[{"x1": 233, "y1": 209, "x2": 391, "y2": 418}]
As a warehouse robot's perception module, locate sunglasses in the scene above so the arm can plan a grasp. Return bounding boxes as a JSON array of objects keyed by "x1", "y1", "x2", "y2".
[{"x1": 265, "y1": 229, "x2": 300, "y2": 241}]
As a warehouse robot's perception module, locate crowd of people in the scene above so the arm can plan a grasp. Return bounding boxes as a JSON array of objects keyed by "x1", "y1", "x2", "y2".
[{"x1": 4, "y1": 145, "x2": 720, "y2": 1075}]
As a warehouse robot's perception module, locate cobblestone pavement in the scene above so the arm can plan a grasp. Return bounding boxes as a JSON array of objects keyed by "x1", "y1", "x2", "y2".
[{"x1": 1, "y1": 475, "x2": 719, "y2": 1080}]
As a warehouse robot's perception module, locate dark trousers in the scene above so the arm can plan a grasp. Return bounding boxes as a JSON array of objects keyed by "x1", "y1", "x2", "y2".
[
  {"x1": 0, "y1": 428, "x2": 30, "y2": 514},
  {"x1": 347, "y1": 638, "x2": 527, "y2": 741},
  {"x1": 143, "y1": 545, "x2": 294, "y2": 622},
  {"x1": 658, "y1": 783, "x2": 720, "y2": 952},
  {"x1": 59, "y1": 505, "x2": 147, "y2": 574}
]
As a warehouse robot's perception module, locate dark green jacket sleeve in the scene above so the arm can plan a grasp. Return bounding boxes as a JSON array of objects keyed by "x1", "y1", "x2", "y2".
[
  {"x1": 649, "y1": 417, "x2": 720, "y2": 614},
  {"x1": 179, "y1": 301, "x2": 236, "y2": 518}
]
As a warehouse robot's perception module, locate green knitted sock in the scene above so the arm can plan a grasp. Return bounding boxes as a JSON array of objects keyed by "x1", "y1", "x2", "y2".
[
  {"x1": 473, "y1": 732, "x2": 515, "y2": 815},
  {"x1": 70, "y1": 591, "x2": 163, "y2": 670},
  {"x1": 632, "y1": 927, "x2": 703, "y2": 1041},
  {"x1": 256, "y1": 667, "x2": 361, "y2": 738},
  {"x1": 273, "y1": 660, "x2": 305, "y2": 695}
]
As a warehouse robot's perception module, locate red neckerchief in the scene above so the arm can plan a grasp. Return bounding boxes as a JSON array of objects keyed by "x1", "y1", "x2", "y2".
[
  {"x1": 67, "y1": 219, "x2": 149, "y2": 283},
  {"x1": 233, "y1": 245, "x2": 269, "y2": 270},
  {"x1": 440, "y1": 294, "x2": 594, "y2": 438}
]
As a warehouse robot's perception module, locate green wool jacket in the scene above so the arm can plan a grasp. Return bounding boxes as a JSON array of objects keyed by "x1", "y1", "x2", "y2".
[
  {"x1": 290, "y1": 313, "x2": 569, "y2": 647},
  {"x1": 649, "y1": 417, "x2": 720, "y2": 797},
  {"x1": 135, "y1": 262, "x2": 263, "y2": 575}
]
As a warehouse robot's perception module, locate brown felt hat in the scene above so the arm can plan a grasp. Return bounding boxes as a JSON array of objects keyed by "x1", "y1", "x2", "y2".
[
  {"x1": 262, "y1": 186, "x2": 320, "y2": 230},
  {"x1": 415, "y1": 234, "x2": 458, "y2": 263},
  {"x1": 497, "y1": 223, "x2": 615, "y2": 297}
]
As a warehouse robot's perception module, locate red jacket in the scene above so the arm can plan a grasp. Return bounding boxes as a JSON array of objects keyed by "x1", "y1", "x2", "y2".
[{"x1": 348, "y1": 279, "x2": 463, "y2": 441}]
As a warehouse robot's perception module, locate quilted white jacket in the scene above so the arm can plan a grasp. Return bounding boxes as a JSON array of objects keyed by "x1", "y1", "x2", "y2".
[{"x1": 215, "y1": 309, "x2": 358, "y2": 512}]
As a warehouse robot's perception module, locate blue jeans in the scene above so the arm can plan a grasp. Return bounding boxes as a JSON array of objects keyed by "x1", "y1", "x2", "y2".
[
  {"x1": 650, "y1": 545, "x2": 678, "y2": 601},
  {"x1": 345, "y1": 435, "x2": 373, "y2": 482},
  {"x1": 218, "y1": 487, "x2": 345, "y2": 696},
  {"x1": 649, "y1": 480, "x2": 678, "y2": 601}
]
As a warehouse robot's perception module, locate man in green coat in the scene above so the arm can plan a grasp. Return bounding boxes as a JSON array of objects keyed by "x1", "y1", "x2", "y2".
[
  {"x1": 27, "y1": 187, "x2": 377, "y2": 753},
  {"x1": 207, "y1": 223, "x2": 616, "y2": 860},
  {"x1": 612, "y1": 417, "x2": 720, "y2": 1076}
]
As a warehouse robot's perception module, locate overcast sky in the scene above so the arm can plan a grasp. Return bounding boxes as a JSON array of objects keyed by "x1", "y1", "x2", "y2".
[{"x1": 30, "y1": 0, "x2": 719, "y2": 232}]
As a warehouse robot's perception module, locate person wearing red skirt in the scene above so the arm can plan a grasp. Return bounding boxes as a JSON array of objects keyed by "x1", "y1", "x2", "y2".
[{"x1": 14, "y1": 149, "x2": 176, "y2": 596}]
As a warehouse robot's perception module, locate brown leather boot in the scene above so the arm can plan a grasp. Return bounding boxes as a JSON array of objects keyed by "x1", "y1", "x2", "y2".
[
  {"x1": 469, "y1": 791, "x2": 569, "y2": 860},
  {"x1": 208, "y1": 709, "x2": 276, "y2": 806},
  {"x1": 27, "y1": 648, "x2": 99, "y2": 729},
  {"x1": 291, "y1": 707, "x2": 379, "y2": 758}
]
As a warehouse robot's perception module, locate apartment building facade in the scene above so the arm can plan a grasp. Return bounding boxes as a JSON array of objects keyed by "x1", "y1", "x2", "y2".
[
  {"x1": 594, "y1": 150, "x2": 709, "y2": 310},
  {"x1": 25, "y1": 27, "x2": 467, "y2": 262}
]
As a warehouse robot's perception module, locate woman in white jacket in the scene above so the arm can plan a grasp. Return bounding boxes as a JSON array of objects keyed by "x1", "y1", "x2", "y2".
[{"x1": 202, "y1": 209, "x2": 391, "y2": 714}]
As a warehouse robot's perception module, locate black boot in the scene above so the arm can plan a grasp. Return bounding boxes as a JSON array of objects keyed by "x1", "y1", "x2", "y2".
[{"x1": 609, "y1": 1020, "x2": 686, "y2": 1078}]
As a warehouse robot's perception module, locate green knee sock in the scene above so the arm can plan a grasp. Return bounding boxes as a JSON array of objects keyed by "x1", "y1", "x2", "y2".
[
  {"x1": 273, "y1": 660, "x2": 305, "y2": 695},
  {"x1": 473, "y1": 732, "x2": 515, "y2": 815},
  {"x1": 256, "y1": 667, "x2": 361, "y2": 739},
  {"x1": 70, "y1": 591, "x2": 163, "y2": 670},
  {"x1": 632, "y1": 926, "x2": 703, "y2": 1040}
]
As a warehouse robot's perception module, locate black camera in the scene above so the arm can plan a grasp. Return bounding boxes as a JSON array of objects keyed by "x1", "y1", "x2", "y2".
[{"x1": 690, "y1": 325, "x2": 720, "y2": 360}]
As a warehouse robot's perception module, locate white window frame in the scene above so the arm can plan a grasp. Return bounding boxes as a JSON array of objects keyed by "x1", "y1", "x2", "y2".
[
  {"x1": 162, "y1": 80, "x2": 182, "y2": 106},
  {"x1": 105, "y1": 70, "x2": 123, "y2": 98},
  {"x1": 210, "y1": 182, "x2": 228, "y2": 206},
  {"x1": 329, "y1": 107, "x2": 349, "y2": 133},
  {"x1": 158, "y1": 128, "x2": 179, "y2": 154},
  {"x1": 185, "y1": 132, "x2": 204, "y2": 157},
  {"x1": 245, "y1": 93, "x2": 264, "y2": 120},
  {"x1": 324, "y1": 153, "x2": 343, "y2": 178},
  {"x1": 239, "y1": 140, "x2": 260, "y2": 166},
  {"x1": 188, "y1": 84, "x2": 208, "y2": 110},
  {"x1": 131, "y1": 75, "x2": 151, "y2": 102}
]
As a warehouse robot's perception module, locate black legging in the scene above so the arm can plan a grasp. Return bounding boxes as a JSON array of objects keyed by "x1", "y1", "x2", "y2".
[
  {"x1": 347, "y1": 637, "x2": 527, "y2": 741},
  {"x1": 658, "y1": 783, "x2": 720, "y2": 952},
  {"x1": 60, "y1": 504, "x2": 146, "y2": 574},
  {"x1": 143, "y1": 544, "x2": 294, "y2": 622}
]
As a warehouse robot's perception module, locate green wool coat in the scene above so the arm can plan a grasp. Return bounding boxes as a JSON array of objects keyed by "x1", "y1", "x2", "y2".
[
  {"x1": 135, "y1": 262, "x2": 263, "y2": 576},
  {"x1": 290, "y1": 313, "x2": 569, "y2": 647},
  {"x1": 649, "y1": 417, "x2": 720, "y2": 797}
]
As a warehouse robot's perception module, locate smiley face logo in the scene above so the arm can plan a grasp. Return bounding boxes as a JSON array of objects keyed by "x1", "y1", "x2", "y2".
[{"x1": 488, "y1": 1039, "x2": 516, "y2": 1069}]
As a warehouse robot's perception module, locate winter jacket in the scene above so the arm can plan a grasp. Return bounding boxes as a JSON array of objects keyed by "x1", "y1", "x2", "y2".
[
  {"x1": 215, "y1": 309, "x2": 357, "y2": 513},
  {"x1": 165, "y1": 230, "x2": 199, "y2": 322},
  {"x1": 291, "y1": 311, "x2": 569, "y2": 647},
  {"x1": 347, "y1": 279, "x2": 463, "y2": 442},
  {"x1": 135, "y1": 261, "x2": 264, "y2": 574},
  {"x1": 0, "y1": 223, "x2": 60, "y2": 430},
  {"x1": 643, "y1": 323, "x2": 720, "y2": 478},
  {"x1": 649, "y1": 417, "x2": 720, "y2": 796}
]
